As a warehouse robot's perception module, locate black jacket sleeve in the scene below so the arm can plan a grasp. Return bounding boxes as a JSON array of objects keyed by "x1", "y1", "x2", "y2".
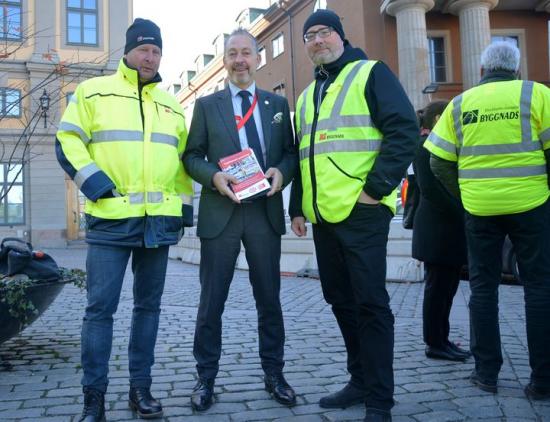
[
  {"x1": 415, "y1": 139, "x2": 463, "y2": 220},
  {"x1": 429, "y1": 154, "x2": 461, "y2": 199},
  {"x1": 182, "y1": 98, "x2": 220, "y2": 189},
  {"x1": 289, "y1": 113, "x2": 304, "y2": 218},
  {"x1": 363, "y1": 62, "x2": 419, "y2": 200},
  {"x1": 545, "y1": 149, "x2": 550, "y2": 188}
]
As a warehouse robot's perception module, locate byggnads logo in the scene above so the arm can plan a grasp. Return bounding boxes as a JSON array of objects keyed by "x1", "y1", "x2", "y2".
[
  {"x1": 462, "y1": 110, "x2": 479, "y2": 125},
  {"x1": 462, "y1": 108, "x2": 520, "y2": 125}
]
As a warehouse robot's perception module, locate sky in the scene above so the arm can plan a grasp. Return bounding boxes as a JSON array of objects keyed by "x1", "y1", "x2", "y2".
[{"x1": 133, "y1": 0, "x2": 271, "y2": 86}]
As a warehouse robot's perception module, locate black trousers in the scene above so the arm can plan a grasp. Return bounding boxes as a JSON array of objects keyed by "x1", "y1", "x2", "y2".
[
  {"x1": 313, "y1": 203, "x2": 394, "y2": 411},
  {"x1": 465, "y1": 199, "x2": 550, "y2": 387},
  {"x1": 193, "y1": 200, "x2": 285, "y2": 380},
  {"x1": 422, "y1": 263, "x2": 462, "y2": 348}
]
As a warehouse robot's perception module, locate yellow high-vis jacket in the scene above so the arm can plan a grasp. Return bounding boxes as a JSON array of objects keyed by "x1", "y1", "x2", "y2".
[
  {"x1": 295, "y1": 60, "x2": 395, "y2": 223},
  {"x1": 425, "y1": 77, "x2": 550, "y2": 216},
  {"x1": 56, "y1": 59, "x2": 193, "y2": 247}
]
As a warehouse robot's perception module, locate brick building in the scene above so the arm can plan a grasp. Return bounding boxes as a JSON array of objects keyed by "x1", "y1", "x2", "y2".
[{"x1": 171, "y1": 0, "x2": 550, "y2": 278}]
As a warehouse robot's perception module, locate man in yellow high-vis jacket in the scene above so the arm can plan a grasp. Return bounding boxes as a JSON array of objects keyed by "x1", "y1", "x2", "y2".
[
  {"x1": 56, "y1": 19, "x2": 193, "y2": 421},
  {"x1": 289, "y1": 9, "x2": 418, "y2": 422},
  {"x1": 425, "y1": 41, "x2": 550, "y2": 401}
]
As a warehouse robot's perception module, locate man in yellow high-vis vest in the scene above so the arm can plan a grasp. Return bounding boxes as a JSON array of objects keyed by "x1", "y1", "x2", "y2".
[
  {"x1": 56, "y1": 19, "x2": 193, "y2": 421},
  {"x1": 289, "y1": 9, "x2": 418, "y2": 422},
  {"x1": 425, "y1": 41, "x2": 550, "y2": 401}
]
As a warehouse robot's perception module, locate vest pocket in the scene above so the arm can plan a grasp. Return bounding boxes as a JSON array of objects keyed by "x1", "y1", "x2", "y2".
[{"x1": 326, "y1": 156, "x2": 364, "y2": 182}]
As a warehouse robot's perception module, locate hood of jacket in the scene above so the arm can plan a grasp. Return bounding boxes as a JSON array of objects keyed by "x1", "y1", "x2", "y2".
[{"x1": 314, "y1": 43, "x2": 368, "y2": 81}]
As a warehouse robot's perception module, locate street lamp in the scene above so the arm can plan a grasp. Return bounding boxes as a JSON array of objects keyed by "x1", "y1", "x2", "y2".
[{"x1": 39, "y1": 89, "x2": 50, "y2": 128}]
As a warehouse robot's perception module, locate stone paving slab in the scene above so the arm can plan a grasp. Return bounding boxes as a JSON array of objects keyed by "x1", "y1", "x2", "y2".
[{"x1": 0, "y1": 248, "x2": 549, "y2": 421}]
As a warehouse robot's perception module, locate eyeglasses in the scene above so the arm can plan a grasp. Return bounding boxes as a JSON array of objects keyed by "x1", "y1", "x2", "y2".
[{"x1": 304, "y1": 27, "x2": 333, "y2": 43}]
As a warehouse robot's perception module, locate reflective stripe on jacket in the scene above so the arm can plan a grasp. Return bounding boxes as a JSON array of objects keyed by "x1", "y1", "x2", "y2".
[
  {"x1": 425, "y1": 79, "x2": 550, "y2": 216},
  {"x1": 296, "y1": 60, "x2": 395, "y2": 224},
  {"x1": 56, "y1": 59, "x2": 193, "y2": 221}
]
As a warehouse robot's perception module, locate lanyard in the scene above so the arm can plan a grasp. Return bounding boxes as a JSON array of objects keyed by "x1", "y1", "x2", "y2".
[{"x1": 235, "y1": 94, "x2": 258, "y2": 131}]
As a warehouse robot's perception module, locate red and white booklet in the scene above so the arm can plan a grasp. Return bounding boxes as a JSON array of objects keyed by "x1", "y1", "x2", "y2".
[{"x1": 218, "y1": 148, "x2": 270, "y2": 200}]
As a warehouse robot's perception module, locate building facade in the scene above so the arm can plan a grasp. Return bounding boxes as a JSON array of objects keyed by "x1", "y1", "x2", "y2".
[
  {"x1": 173, "y1": 0, "x2": 550, "y2": 278},
  {"x1": 178, "y1": 0, "x2": 550, "y2": 111},
  {"x1": 0, "y1": 0, "x2": 132, "y2": 246}
]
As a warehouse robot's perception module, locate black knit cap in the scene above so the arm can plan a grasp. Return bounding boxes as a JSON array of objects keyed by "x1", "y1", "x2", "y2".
[
  {"x1": 303, "y1": 9, "x2": 345, "y2": 42},
  {"x1": 124, "y1": 18, "x2": 162, "y2": 54}
]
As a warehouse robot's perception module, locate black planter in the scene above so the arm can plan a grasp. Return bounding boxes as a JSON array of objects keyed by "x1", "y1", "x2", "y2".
[{"x1": 0, "y1": 280, "x2": 68, "y2": 345}]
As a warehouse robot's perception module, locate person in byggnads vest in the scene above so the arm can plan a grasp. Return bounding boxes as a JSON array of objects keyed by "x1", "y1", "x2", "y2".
[
  {"x1": 183, "y1": 28, "x2": 297, "y2": 412},
  {"x1": 289, "y1": 9, "x2": 418, "y2": 422},
  {"x1": 56, "y1": 18, "x2": 193, "y2": 421},
  {"x1": 412, "y1": 100, "x2": 471, "y2": 363},
  {"x1": 425, "y1": 41, "x2": 550, "y2": 399}
]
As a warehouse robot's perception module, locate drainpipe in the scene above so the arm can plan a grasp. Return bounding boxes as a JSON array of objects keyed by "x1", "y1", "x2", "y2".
[{"x1": 278, "y1": 1, "x2": 297, "y2": 107}]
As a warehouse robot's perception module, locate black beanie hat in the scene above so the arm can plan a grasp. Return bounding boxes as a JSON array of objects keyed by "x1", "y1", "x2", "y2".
[
  {"x1": 124, "y1": 18, "x2": 162, "y2": 54},
  {"x1": 303, "y1": 9, "x2": 345, "y2": 42}
]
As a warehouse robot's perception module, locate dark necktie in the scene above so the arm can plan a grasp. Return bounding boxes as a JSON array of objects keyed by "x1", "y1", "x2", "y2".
[{"x1": 238, "y1": 90, "x2": 265, "y2": 170}]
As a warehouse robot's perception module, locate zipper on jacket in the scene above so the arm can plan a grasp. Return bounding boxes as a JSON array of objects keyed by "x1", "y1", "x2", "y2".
[
  {"x1": 309, "y1": 65, "x2": 329, "y2": 224},
  {"x1": 138, "y1": 83, "x2": 145, "y2": 130}
]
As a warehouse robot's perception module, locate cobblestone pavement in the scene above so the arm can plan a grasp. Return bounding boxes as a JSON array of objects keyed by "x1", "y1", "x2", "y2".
[{"x1": 1, "y1": 247, "x2": 549, "y2": 421}]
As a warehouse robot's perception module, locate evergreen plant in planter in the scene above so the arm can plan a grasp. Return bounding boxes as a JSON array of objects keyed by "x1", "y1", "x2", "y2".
[
  {"x1": 0, "y1": 238, "x2": 86, "y2": 345},
  {"x1": 0, "y1": 268, "x2": 85, "y2": 345}
]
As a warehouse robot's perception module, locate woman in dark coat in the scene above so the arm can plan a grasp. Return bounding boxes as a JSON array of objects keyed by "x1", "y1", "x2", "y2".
[{"x1": 412, "y1": 100, "x2": 471, "y2": 361}]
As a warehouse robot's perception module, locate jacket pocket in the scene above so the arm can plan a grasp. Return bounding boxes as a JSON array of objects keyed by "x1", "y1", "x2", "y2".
[
  {"x1": 85, "y1": 215, "x2": 132, "y2": 235},
  {"x1": 327, "y1": 157, "x2": 364, "y2": 183}
]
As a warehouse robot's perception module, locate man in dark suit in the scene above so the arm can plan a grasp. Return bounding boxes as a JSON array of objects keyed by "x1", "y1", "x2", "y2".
[{"x1": 183, "y1": 28, "x2": 297, "y2": 412}]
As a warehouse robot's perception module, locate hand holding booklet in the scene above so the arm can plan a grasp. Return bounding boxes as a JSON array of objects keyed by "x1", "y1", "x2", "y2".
[{"x1": 218, "y1": 148, "x2": 271, "y2": 200}]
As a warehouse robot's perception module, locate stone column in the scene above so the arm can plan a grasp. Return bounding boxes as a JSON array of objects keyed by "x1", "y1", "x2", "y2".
[
  {"x1": 448, "y1": 0, "x2": 498, "y2": 90},
  {"x1": 386, "y1": 0, "x2": 435, "y2": 110}
]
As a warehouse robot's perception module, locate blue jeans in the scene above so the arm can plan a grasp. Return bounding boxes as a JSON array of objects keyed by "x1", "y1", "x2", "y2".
[{"x1": 81, "y1": 244, "x2": 169, "y2": 393}]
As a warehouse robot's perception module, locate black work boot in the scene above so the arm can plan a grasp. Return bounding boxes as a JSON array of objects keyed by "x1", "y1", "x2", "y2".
[
  {"x1": 365, "y1": 407, "x2": 392, "y2": 422},
  {"x1": 78, "y1": 388, "x2": 106, "y2": 422},
  {"x1": 128, "y1": 387, "x2": 163, "y2": 419},
  {"x1": 525, "y1": 382, "x2": 550, "y2": 401},
  {"x1": 190, "y1": 378, "x2": 215, "y2": 411},
  {"x1": 319, "y1": 382, "x2": 366, "y2": 409},
  {"x1": 469, "y1": 371, "x2": 497, "y2": 393}
]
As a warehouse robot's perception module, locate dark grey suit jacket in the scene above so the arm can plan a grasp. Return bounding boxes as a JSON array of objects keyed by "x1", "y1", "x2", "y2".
[{"x1": 183, "y1": 86, "x2": 297, "y2": 239}]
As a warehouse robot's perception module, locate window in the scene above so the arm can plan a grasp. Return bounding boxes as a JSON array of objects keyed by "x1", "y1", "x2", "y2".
[
  {"x1": 492, "y1": 35, "x2": 519, "y2": 46},
  {"x1": 0, "y1": 163, "x2": 24, "y2": 225},
  {"x1": 314, "y1": 0, "x2": 327, "y2": 11},
  {"x1": 1, "y1": 0, "x2": 21, "y2": 40},
  {"x1": 258, "y1": 47, "x2": 266, "y2": 69},
  {"x1": 67, "y1": 0, "x2": 98, "y2": 45},
  {"x1": 491, "y1": 30, "x2": 527, "y2": 78},
  {"x1": 427, "y1": 36, "x2": 447, "y2": 83},
  {"x1": 0, "y1": 88, "x2": 20, "y2": 117},
  {"x1": 272, "y1": 33, "x2": 284, "y2": 58},
  {"x1": 66, "y1": 91, "x2": 75, "y2": 106},
  {"x1": 273, "y1": 82, "x2": 285, "y2": 98}
]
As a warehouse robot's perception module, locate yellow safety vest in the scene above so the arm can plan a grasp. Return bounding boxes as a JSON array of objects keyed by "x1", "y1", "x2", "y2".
[
  {"x1": 296, "y1": 60, "x2": 395, "y2": 224},
  {"x1": 425, "y1": 79, "x2": 550, "y2": 216},
  {"x1": 57, "y1": 59, "x2": 193, "y2": 220}
]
